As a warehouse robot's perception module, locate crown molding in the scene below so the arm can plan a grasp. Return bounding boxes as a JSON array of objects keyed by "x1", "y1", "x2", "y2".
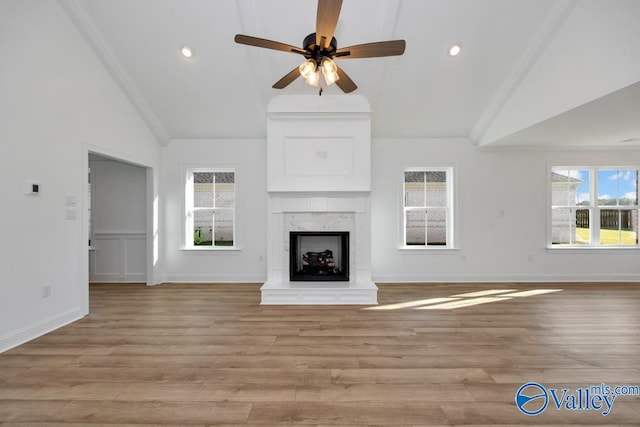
[
  {"x1": 58, "y1": 0, "x2": 170, "y2": 146},
  {"x1": 469, "y1": 0, "x2": 577, "y2": 146}
]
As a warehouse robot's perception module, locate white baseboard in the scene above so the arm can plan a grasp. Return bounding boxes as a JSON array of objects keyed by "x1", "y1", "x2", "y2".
[
  {"x1": 90, "y1": 273, "x2": 146, "y2": 282},
  {"x1": 0, "y1": 308, "x2": 85, "y2": 354},
  {"x1": 161, "y1": 274, "x2": 266, "y2": 283}
]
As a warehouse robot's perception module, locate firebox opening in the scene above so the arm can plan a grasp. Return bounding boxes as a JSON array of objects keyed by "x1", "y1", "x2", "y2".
[{"x1": 290, "y1": 231, "x2": 349, "y2": 281}]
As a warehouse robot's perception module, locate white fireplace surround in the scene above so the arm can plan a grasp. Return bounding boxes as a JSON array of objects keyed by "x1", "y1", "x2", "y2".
[
  {"x1": 260, "y1": 95, "x2": 377, "y2": 304},
  {"x1": 261, "y1": 194, "x2": 377, "y2": 304}
]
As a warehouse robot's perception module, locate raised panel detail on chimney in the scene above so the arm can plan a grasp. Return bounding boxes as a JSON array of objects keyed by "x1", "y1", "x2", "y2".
[
  {"x1": 267, "y1": 95, "x2": 371, "y2": 193},
  {"x1": 283, "y1": 137, "x2": 354, "y2": 177}
]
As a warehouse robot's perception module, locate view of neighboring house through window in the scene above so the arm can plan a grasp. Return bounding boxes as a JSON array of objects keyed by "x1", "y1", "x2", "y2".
[
  {"x1": 185, "y1": 169, "x2": 235, "y2": 247},
  {"x1": 551, "y1": 167, "x2": 639, "y2": 246},
  {"x1": 403, "y1": 168, "x2": 453, "y2": 247}
]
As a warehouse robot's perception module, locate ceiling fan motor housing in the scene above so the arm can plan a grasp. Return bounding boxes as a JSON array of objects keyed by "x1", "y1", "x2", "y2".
[{"x1": 303, "y1": 32, "x2": 338, "y2": 63}]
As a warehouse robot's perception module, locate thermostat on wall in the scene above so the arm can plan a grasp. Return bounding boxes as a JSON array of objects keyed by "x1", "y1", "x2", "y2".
[{"x1": 24, "y1": 181, "x2": 40, "y2": 196}]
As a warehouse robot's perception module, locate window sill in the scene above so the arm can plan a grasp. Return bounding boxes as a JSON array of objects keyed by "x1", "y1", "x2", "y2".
[
  {"x1": 180, "y1": 246, "x2": 242, "y2": 252},
  {"x1": 398, "y1": 246, "x2": 459, "y2": 252},
  {"x1": 547, "y1": 245, "x2": 640, "y2": 253}
]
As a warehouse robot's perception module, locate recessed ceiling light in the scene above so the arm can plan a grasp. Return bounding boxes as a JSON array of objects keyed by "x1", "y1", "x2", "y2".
[
  {"x1": 448, "y1": 44, "x2": 461, "y2": 57},
  {"x1": 180, "y1": 46, "x2": 194, "y2": 58}
]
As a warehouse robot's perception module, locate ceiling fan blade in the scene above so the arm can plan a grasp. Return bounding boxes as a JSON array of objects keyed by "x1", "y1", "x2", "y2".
[
  {"x1": 316, "y1": 0, "x2": 342, "y2": 49},
  {"x1": 235, "y1": 34, "x2": 306, "y2": 55},
  {"x1": 335, "y1": 40, "x2": 406, "y2": 59},
  {"x1": 335, "y1": 65, "x2": 357, "y2": 93},
  {"x1": 272, "y1": 67, "x2": 301, "y2": 89}
]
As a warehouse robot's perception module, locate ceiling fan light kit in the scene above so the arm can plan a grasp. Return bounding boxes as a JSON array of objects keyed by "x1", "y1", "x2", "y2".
[
  {"x1": 299, "y1": 59, "x2": 316, "y2": 79},
  {"x1": 234, "y1": 0, "x2": 405, "y2": 95},
  {"x1": 321, "y1": 58, "x2": 339, "y2": 85}
]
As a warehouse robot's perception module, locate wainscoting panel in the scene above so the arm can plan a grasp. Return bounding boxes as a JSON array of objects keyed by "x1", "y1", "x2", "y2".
[{"x1": 90, "y1": 232, "x2": 146, "y2": 282}]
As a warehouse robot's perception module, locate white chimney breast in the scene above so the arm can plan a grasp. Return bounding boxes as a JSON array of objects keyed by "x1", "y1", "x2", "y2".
[
  {"x1": 262, "y1": 95, "x2": 376, "y2": 304},
  {"x1": 267, "y1": 95, "x2": 371, "y2": 192}
]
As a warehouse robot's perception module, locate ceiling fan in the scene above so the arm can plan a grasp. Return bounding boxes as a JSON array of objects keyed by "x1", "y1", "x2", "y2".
[{"x1": 234, "y1": 0, "x2": 405, "y2": 94}]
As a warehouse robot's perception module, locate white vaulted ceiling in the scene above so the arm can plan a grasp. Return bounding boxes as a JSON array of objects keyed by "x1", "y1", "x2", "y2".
[{"x1": 59, "y1": 0, "x2": 640, "y2": 148}]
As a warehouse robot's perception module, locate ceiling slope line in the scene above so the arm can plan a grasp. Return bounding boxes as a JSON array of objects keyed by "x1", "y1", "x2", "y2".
[
  {"x1": 469, "y1": 0, "x2": 577, "y2": 146},
  {"x1": 234, "y1": 0, "x2": 275, "y2": 110},
  {"x1": 369, "y1": 0, "x2": 404, "y2": 109},
  {"x1": 57, "y1": 0, "x2": 171, "y2": 146}
]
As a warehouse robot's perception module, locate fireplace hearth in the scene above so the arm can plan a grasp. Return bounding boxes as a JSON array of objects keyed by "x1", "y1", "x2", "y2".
[{"x1": 290, "y1": 231, "x2": 349, "y2": 281}]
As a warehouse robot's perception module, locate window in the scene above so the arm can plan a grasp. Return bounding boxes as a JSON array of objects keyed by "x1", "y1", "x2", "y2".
[
  {"x1": 403, "y1": 167, "x2": 453, "y2": 247},
  {"x1": 551, "y1": 167, "x2": 639, "y2": 247},
  {"x1": 185, "y1": 168, "x2": 235, "y2": 248}
]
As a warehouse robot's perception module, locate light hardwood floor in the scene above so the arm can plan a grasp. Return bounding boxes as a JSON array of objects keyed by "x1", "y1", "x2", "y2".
[{"x1": 1, "y1": 282, "x2": 640, "y2": 425}]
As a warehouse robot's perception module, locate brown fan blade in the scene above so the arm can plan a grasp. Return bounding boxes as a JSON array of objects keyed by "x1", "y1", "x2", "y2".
[
  {"x1": 235, "y1": 34, "x2": 306, "y2": 55},
  {"x1": 272, "y1": 67, "x2": 301, "y2": 89},
  {"x1": 316, "y1": 0, "x2": 342, "y2": 49},
  {"x1": 335, "y1": 40, "x2": 406, "y2": 59},
  {"x1": 335, "y1": 65, "x2": 357, "y2": 93}
]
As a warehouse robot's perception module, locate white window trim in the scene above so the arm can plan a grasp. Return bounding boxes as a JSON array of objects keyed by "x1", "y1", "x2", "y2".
[
  {"x1": 399, "y1": 166, "x2": 456, "y2": 250},
  {"x1": 548, "y1": 165, "x2": 639, "y2": 250},
  {"x1": 182, "y1": 166, "x2": 239, "y2": 251}
]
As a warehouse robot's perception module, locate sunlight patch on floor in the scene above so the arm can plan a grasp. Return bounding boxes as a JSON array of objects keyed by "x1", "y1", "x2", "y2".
[
  {"x1": 416, "y1": 296, "x2": 512, "y2": 310},
  {"x1": 500, "y1": 289, "x2": 562, "y2": 297},
  {"x1": 367, "y1": 288, "x2": 564, "y2": 310},
  {"x1": 451, "y1": 289, "x2": 515, "y2": 297},
  {"x1": 364, "y1": 297, "x2": 460, "y2": 310}
]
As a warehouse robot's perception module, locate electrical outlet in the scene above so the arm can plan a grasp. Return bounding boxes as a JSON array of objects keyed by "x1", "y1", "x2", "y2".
[{"x1": 42, "y1": 284, "x2": 51, "y2": 298}]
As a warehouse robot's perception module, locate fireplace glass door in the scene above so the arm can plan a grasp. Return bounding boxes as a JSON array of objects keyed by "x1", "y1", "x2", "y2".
[{"x1": 289, "y1": 231, "x2": 349, "y2": 281}]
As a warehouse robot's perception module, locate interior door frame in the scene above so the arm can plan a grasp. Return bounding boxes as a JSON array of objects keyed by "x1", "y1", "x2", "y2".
[{"x1": 82, "y1": 145, "x2": 156, "y2": 315}]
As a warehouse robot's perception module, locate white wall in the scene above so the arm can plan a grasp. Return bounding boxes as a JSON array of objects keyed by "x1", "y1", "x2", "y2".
[
  {"x1": 372, "y1": 138, "x2": 640, "y2": 282},
  {"x1": 161, "y1": 139, "x2": 267, "y2": 282},
  {"x1": 0, "y1": 0, "x2": 160, "y2": 352},
  {"x1": 89, "y1": 158, "x2": 147, "y2": 282}
]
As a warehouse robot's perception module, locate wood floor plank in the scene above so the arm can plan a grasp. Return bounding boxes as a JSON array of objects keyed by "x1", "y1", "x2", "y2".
[
  {"x1": 247, "y1": 401, "x2": 450, "y2": 425},
  {"x1": 114, "y1": 382, "x2": 205, "y2": 401},
  {"x1": 330, "y1": 368, "x2": 495, "y2": 384},
  {"x1": 51, "y1": 400, "x2": 252, "y2": 424},
  {"x1": 485, "y1": 368, "x2": 640, "y2": 384},
  {"x1": 356, "y1": 355, "x2": 506, "y2": 369},
  {"x1": 29, "y1": 382, "x2": 129, "y2": 400},
  {"x1": 0, "y1": 400, "x2": 70, "y2": 423},
  {"x1": 294, "y1": 383, "x2": 475, "y2": 402},
  {"x1": 5, "y1": 367, "x2": 332, "y2": 386},
  {"x1": 1, "y1": 282, "x2": 639, "y2": 425},
  {"x1": 198, "y1": 383, "x2": 297, "y2": 401},
  {"x1": 2, "y1": 343, "x2": 115, "y2": 356}
]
